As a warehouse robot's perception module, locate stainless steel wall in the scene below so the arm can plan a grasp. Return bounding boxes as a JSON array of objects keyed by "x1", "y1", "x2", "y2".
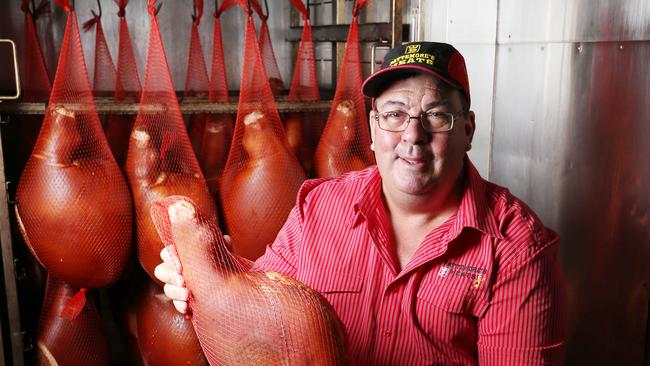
[{"x1": 425, "y1": 0, "x2": 650, "y2": 364}]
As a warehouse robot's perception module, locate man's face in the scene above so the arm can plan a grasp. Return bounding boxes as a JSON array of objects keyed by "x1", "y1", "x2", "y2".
[{"x1": 369, "y1": 74, "x2": 475, "y2": 198}]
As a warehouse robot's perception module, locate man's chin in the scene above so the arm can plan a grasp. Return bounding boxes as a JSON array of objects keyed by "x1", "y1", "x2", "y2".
[{"x1": 393, "y1": 175, "x2": 436, "y2": 196}]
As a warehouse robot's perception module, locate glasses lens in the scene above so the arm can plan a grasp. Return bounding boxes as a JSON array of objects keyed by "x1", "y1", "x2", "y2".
[
  {"x1": 379, "y1": 111, "x2": 408, "y2": 131},
  {"x1": 425, "y1": 112, "x2": 453, "y2": 132}
]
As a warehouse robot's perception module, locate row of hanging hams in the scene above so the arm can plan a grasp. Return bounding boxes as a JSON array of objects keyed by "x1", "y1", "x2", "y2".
[{"x1": 13, "y1": 0, "x2": 372, "y2": 364}]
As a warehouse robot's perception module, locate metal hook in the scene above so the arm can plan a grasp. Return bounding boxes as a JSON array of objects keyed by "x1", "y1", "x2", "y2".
[
  {"x1": 214, "y1": 0, "x2": 221, "y2": 17},
  {"x1": 306, "y1": 0, "x2": 310, "y2": 20},
  {"x1": 192, "y1": 2, "x2": 197, "y2": 21},
  {"x1": 92, "y1": 0, "x2": 102, "y2": 18},
  {"x1": 31, "y1": 0, "x2": 37, "y2": 14},
  {"x1": 246, "y1": 0, "x2": 253, "y2": 15},
  {"x1": 263, "y1": 0, "x2": 269, "y2": 18}
]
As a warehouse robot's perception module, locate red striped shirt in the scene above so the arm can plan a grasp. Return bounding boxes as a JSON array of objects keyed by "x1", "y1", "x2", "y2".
[{"x1": 256, "y1": 159, "x2": 567, "y2": 365}]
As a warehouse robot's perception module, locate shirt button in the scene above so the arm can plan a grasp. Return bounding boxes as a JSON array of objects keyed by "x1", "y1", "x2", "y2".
[{"x1": 384, "y1": 329, "x2": 391, "y2": 337}]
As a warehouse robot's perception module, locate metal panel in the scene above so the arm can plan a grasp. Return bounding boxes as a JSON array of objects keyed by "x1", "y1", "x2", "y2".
[
  {"x1": 460, "y1": 44, "x2": 496, "y2": 178},
  {"x1": 420, "y1": 0, "x2": 498, "y2": 177},
  {"x1": 0, "y1": 121, "x2": 24, "y2": 365},
  {"x1": 491, "y1": 40, "x2": 650, "y2": 365},
  {"x1": 497, "y1": 0, "x2": 650, "y2": 43}
]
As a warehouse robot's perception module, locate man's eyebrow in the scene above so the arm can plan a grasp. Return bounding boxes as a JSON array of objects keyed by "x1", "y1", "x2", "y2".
[
  {"x1": 424, "y1": 100, "x2": 452, "y2": 110},
  {"x1": 379, "y1": 100, "x2": 407, "y2": 109}
]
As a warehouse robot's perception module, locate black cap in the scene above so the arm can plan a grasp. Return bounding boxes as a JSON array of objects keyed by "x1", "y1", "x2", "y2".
[{"x1": 362, "y1": 42, "x2": 471, "y2": 106}]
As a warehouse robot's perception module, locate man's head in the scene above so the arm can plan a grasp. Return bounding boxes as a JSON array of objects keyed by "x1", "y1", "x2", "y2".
[{"x1": 361, "y1": 42, "x2": 475, "y2": 202}]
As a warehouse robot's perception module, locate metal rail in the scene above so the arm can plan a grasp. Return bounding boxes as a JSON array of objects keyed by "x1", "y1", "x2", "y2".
[{"x1": 0, "y1": 99, "x2": 334, "y2": 115}]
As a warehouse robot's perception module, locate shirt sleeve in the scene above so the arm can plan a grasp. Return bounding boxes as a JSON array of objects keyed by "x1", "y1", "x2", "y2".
[{"x1": 477, "y1": 235, "x2": 568, "y2": 365}]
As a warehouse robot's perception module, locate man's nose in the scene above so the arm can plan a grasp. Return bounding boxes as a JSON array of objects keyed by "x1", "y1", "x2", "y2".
[{"x1": 401, "y1": 116, "x2": 429, "y2": 144}]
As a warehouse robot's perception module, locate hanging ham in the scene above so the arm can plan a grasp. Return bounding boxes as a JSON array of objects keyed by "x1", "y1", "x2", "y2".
[
  {"x1": 220, "y1": 111, "x2": 305, "y2": 260},
  {"x1": 16, "y1": 106, "x2": 133, "y2": 289},
  {"x1": 314, "y1": 100, "x2": 373, "y2": 177},
  {"x1": 36, "y1": 276, "x2": 110, "y2": 365},
  {"x1": 136, "y1": 277, "x2": 207, "y2": 366}
]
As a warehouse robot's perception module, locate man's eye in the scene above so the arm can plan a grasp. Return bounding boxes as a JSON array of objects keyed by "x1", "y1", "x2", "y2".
[{"x1": 384, "y1": 112, "x2": 403, "y2": 118}]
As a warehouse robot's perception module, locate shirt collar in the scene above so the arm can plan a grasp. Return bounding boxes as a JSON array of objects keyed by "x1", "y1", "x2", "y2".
[
  {"x1": 447, "y1": 157, "x2": 504, "y2": 240},
  {"x1": 350, "y1": 158, "x2": 504, "y2": 240},
  {"x1": 352, "y1": 166, "x2": 383, "y2": 225}
]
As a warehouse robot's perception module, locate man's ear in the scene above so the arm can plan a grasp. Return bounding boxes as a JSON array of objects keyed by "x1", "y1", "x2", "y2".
[
  {"x1": 464, "y1": 111, "x2": 476, "y2": 151},
  {"x1": 369, "y1": 110, "x2": 377, "y2": 151}
]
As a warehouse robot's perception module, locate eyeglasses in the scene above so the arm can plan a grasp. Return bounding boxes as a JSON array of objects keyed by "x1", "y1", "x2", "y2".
[{"x1": 374, "y1": 110, "x2": 463, "y2": 133}]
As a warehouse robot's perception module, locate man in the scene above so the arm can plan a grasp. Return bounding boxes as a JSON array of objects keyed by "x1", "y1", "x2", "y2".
[{"x1": 156, "y1": 42, "x2": 567, "y2": 365}]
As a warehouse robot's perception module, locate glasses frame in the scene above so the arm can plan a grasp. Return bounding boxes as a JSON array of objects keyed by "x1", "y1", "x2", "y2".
[{"x1": 373, "y1": 109, "x2": 466, "y2": 133}]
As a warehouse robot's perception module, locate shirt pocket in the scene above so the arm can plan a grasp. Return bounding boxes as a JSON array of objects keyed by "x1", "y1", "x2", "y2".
[
  {"x1": 296, "y1": 256, "x2": 365, "y2": 331},
  {"x1": 412, "y1": 273, "x2": 485, "y2": 363}
]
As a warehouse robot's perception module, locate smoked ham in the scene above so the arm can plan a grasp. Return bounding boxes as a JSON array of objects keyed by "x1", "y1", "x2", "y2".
[
  {"x1": 36, "y1": 276, "x2": 110, "y2": 365},
  {"x1": 15, "y1": 106, "x2": 133, "y2": 289},
  {"x1": 314, "y1": 100, "x2": 374, "y2": 178},
  {"x1": 150, "y1": 196, "x2": 350, "y2": 365},
  {"x1": 220, "y1": 111, "x2": 305, "y2": 260},
  {"x1": 284, "y1": 112, "x2": 324, "y2": 175},
  {"x1": 126, "y1": 127, "x2": 218, "y2": 281},
  {"x1": 136, "y1": 277, "x2": 207, "y2": 366},
  {"x1": 199, "y1": 114, "x2": 233, "y2": 199}
]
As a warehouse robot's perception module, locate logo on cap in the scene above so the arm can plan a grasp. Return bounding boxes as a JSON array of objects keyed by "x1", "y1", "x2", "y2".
[{"x1": 405, "y1": 44, "x2": 420, "y2": 54}]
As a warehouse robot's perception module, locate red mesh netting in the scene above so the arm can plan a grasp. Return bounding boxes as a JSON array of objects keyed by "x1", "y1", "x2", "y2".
[
  {"x1": 284, "y1": 0, "x2": 324, "y2": 176},
  {"x1": 199, "y1": 4, "x2": 233, "y2": 201},
  {"x1": 150, "y1": 195, "x2": 350, "y2": 365},
  {"x1": 35, "y1": 276, "x2": 110, "y2": 365},
  {"x1": 136, "y1": 276, "x2": 208, "y2": 365},
  {"x1": 255, "y1": 0, "x2": 285, "y2": 95},
  {"x1": 219, "y1": 9, "x2": 305, "y2": 261},
  {"x1": 83, "y1": 9, "x2": 116, "y2": 97},
  {"x1": 15, "y1": 1, "x2": 133, "y2": 297},
  {"x1": 125, "y1": 0, "x2": 218, "y2": 282},
  {"x1": 314, "y1": 0, "x2": 374, "y2": 178},
  {"x1": 8, "y1": 1, "x2": 52, "y2": 181},
  {"x1": 185, "y1": 0, "x2": 210, "y2": 159},
  {"x1": 103, "y1": 0, "x2": 141, "y2": 167},
  {"x1": 21, "y1": 0, "x2": 51, "y2": 102}
]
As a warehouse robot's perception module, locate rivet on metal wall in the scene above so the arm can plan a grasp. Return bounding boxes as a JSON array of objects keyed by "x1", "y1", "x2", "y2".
[
  {"x1": 540, "y1": 46, "x2": 545, "y2": 51},
  {"x1": 618, "y1": 44, "x2": 624, "y2": 50},
  {"x1": 577, "y1": 44, "x2": 583, "y2": 53}
]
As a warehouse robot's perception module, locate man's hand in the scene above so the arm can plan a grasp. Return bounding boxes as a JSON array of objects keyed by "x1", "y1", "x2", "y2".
[
  {"x1": 154, "y1": 235, "x2": 233, "y2": 314},
  {"x1": 154, "y1": 247, "x2": 189, "y2": 314}
]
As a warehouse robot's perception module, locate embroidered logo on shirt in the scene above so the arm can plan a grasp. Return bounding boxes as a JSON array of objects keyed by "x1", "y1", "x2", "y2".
[
  {"x1": 438, "y1": 261, "x2": 488, "y2": 288},
  {"x1": 437, "y1": 265, "x2": 450, "y2": 277}
]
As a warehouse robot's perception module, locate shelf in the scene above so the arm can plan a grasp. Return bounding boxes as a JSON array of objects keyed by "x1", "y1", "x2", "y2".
[{"x1": 0, "y1": 99, "x2": 333, "y2": 115}]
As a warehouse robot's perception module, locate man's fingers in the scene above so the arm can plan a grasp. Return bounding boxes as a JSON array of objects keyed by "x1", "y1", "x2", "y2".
[
  {"x1": 160, "y1": 247, "x2": 176, "y2": 264},
  {"x1": 164, "y1": 283, "x2": 189, "y2": 302},
  {"x1": 173, "y1": 300, "x2": 188, "y2": 314},
  {"x1": 154, "y1": 262, "x2": 184, "y2": 286},
  {"x1": 223, "y1": 234, "x2": 233, "y2": 251}
]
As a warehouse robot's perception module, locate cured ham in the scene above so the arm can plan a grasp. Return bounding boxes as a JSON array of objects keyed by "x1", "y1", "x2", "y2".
[
  {"x1": 150, "y1": 195, "x2": 350, "y2": 365},
  {"x1": 36, "y1": 276, "x2": 110, "y2": 365},
  {"x1": 126, "y1": 127, "x2": 218, "y2": 281},
  {"x1": 314, "y1": 100, "x2": 374, "y2": 178},
  {"x1": 220, "y1": 111, "x2": 305, "y2": 260},
  {"x1": 16, "y1": 106, "x2": 132, "y2": 289}
]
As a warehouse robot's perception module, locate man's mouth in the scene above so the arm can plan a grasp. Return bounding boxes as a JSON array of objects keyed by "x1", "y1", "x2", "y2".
[{"x1": 398, "y1": 156, "x2": 429, "y2": 167}]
